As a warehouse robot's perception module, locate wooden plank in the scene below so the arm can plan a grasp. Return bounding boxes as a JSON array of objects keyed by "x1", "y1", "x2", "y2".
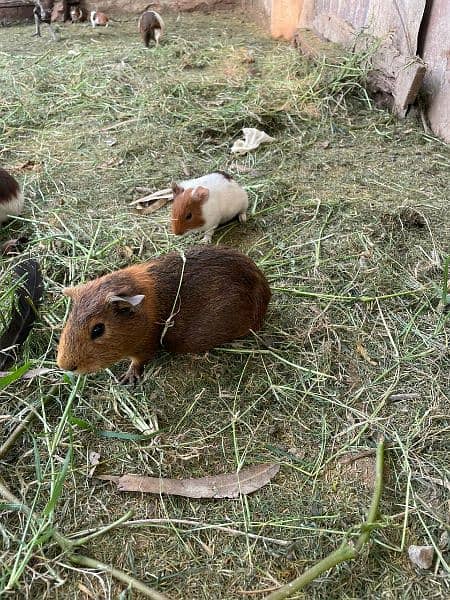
[
  {"x1": 393, "y1": 58, "x2": 426, "y2": 116},
  {"x1": 293, "y1": 28, "x2": 426, "y2": 118}
]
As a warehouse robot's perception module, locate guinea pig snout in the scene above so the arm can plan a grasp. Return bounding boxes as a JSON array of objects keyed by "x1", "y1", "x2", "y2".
[{"x1": 56, "y1": 353, "x2": 77, "y2": 372}]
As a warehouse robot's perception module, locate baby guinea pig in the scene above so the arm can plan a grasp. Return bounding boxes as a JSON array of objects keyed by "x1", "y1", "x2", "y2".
[
  {"x1": 139, "y1": 8, "x2": 164, "y2": 47},
  {"x1": 90, "y1": 10, "x2": 109, "y2": 27},
  {"x1": 171, "y1": 171, "x2": 248, "y2": 243},
  {"x1": 57, "y1": 245, "x2": 271, "y2": 384},
  {"x1": 0, "y1": 167, "x2": 24, "y2": 224}
]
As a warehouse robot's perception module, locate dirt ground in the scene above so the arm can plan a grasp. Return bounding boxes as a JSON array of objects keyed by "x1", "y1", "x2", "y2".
[{"x1": 0, "y1": 11, "x2": 449, "y2": 600}]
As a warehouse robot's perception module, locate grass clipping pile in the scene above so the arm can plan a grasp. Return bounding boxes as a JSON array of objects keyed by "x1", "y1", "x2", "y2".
[{"x1": 1, "y1": 12, "x2": 449, "y2": 600}]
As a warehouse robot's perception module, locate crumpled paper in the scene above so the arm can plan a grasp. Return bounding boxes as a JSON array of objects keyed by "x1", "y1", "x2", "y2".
[{"x1": 231, "y1": 127, "x2": 275, "y2": 155}]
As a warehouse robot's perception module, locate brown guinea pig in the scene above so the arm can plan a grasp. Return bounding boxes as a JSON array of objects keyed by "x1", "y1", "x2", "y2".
[
  {"x1": 138, "y1": 9, "x2": 164, "y2": 47},
  {"x1": 57, "y1": 245, "x2": 271, "y2": 384},
  {"x1": 0, "y1": 167, "x2": 24, "y2": 224}
]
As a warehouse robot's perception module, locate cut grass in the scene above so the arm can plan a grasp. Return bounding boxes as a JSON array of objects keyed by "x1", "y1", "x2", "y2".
[{"x1": 1, "y1": 11, "x2": 450, "y2": 600}]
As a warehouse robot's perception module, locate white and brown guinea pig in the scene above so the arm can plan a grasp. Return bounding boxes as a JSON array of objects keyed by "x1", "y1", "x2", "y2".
[
  {"x1": 171, "y1": 171, "x2": 248, "y2": 243},
  {"x1": 0, "y1": 167, "x2": 24, "y2": 224},
  {"x1": 57, "y1": 245, "x2": 271, "y2": 384},
  {"x1": 90, "y1": 10, "x2": 109, "y2": 27},
  {"x1": 139, "y1": 8, "x2": 164, "y2": 47},
  {"x1": 70, "y1": 7, "x2": 85, "y2": 23}
]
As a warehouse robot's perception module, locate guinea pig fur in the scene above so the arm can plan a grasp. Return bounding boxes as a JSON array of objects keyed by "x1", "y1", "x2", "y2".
[
  {"x1": 90, "y1": 10, "x2": 109, "y2": 27},
  {"x1": 139, "y1": 9, "x2": 164, "y2": 47},
  {"x1": 171, "y1": 171, "x2": 248, "y2": 243},
  {"x1": 70, "y1": 7, "x2": 84, "y2": 22},
  {"x1": 57, "y1": 245, "x2": 271, "y2": 384},
  {"x1": 0, "y1": 167, "x2": 24, "y2": 224}
]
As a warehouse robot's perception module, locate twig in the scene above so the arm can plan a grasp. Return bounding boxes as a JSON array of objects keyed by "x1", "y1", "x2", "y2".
[
  {"x1": 70, "y1": 510, "x2": 134, "y2": 547},
  {"x1": 339, "y1": 449, "x2": 376, "y2": 465},
  {"x1": 101, "y1": 118, "x2": 140, "y2": 132},
  {"x1": 264, "y1": 438, "x2": 385, "y2": 599},
  {"x1": 69, "y1": 554, "x2": 169, "y2": 600},
  {"x1": 388, "y1": 393, "x2": 420, "y2": 402},
  {"x1": 69, "y1": 517, "x2": 290, "y2": 547}
]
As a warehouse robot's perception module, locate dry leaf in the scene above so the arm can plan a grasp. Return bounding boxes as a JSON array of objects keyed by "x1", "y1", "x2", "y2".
[
  {"x1": 129, "y1": 187, "x2": 173, "y2": 207},
  {"x1": 0, "y1": 367, "x2": 53, "y2": 380},
  {"x1": 88, "y1": 451, "x2": 101, "y2": 478},
  {"x1": 356, "y1": 341, "x2": 378, "y2": 366},
  {"x1": 408, "y1": 545, "x2": 434, "y2": 569},
  {"x1": 136, "y1": 198, "x2": 170, "y2": 214},
  {"x1": 98, "y1": 462, "x2": 279, "y2": 499}
]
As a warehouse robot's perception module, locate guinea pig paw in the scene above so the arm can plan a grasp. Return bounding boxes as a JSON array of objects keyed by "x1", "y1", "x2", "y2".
[
  {"x1": 201, "y1": 234, "x2": 213, "y2": 244},
  {"x1": 238, "y1": 212, "x2": 247, "y2": 224},
  {"x1": 120, "y1": 363, "x2": 143, "y2": 386}
]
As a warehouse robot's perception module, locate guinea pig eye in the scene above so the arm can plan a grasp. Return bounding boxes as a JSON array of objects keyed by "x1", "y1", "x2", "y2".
[
  {"x1": 185, "y1": 212, "x2": 193, "y2": 221},
  {"x1": 91, "y1": 323, "x2": 105, "y2": 340}
]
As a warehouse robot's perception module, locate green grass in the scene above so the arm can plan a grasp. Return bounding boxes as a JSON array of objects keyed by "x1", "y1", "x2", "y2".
[{"x1": 1, "y1": 11, "x2": 450, "y2": 600}]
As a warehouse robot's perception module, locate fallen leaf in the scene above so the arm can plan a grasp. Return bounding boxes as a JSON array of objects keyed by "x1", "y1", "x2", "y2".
[
  {"x1": 88, "y1": 451, "x2": 101, "y2": 478},
  {"x1": 129, "y1": 187, "x2": 173, "y2": 206},
  {"x1": 135, "y1": 198, "x2": 170, "y2": 214},
  {"x1": 356, "y1": 341, "x2": 378, "y2": 366},
  {"x1": 98, "y1": 462, "x2": 279, "y2": 499},
  {"x1": 0, "y1": 367, "x2": 53, "y2": 380},
  {"x1": 408, "y1": 545, "x2": 434, "y2": 569}
]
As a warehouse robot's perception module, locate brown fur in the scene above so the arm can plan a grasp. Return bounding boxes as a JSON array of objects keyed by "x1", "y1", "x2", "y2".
[
  {"x1": 171, "y1": 185, "x2": 207, "y2": 235},
  {"x1": 70, "y1": 7, "x2": 84, "y2": 22},
  {"x1": 139, "y1": 11, "x2": 162, "y2": 47},
  {"x1": 93, "y1": 11, "x2": 108, "y2": 26},
  {"x1": 57, "y1": 246, "x2": 271, "y2": 380},
  {"x1": 0, "y1": 168, "x2": 20, "y2": 205}
]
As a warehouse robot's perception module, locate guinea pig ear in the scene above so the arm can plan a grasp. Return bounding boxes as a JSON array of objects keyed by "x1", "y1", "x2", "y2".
[
  {"x1": 192, "y1": 186, "x2": 209, "y2": 203},
  {"x1": 108, "y1": 294, "x2": 145, "y2": 312},
  {"x1": 172, "y1": 182, "x2": 184, "y2": 197}
]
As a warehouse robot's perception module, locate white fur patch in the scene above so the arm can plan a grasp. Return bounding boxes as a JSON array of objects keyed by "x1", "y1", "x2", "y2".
[
  {"x1": 179, "y1": 173, "x2": 248, "y2": 234},
  {"x1": 0, "y1": 192, "x2": 24, "y2": 224}
]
